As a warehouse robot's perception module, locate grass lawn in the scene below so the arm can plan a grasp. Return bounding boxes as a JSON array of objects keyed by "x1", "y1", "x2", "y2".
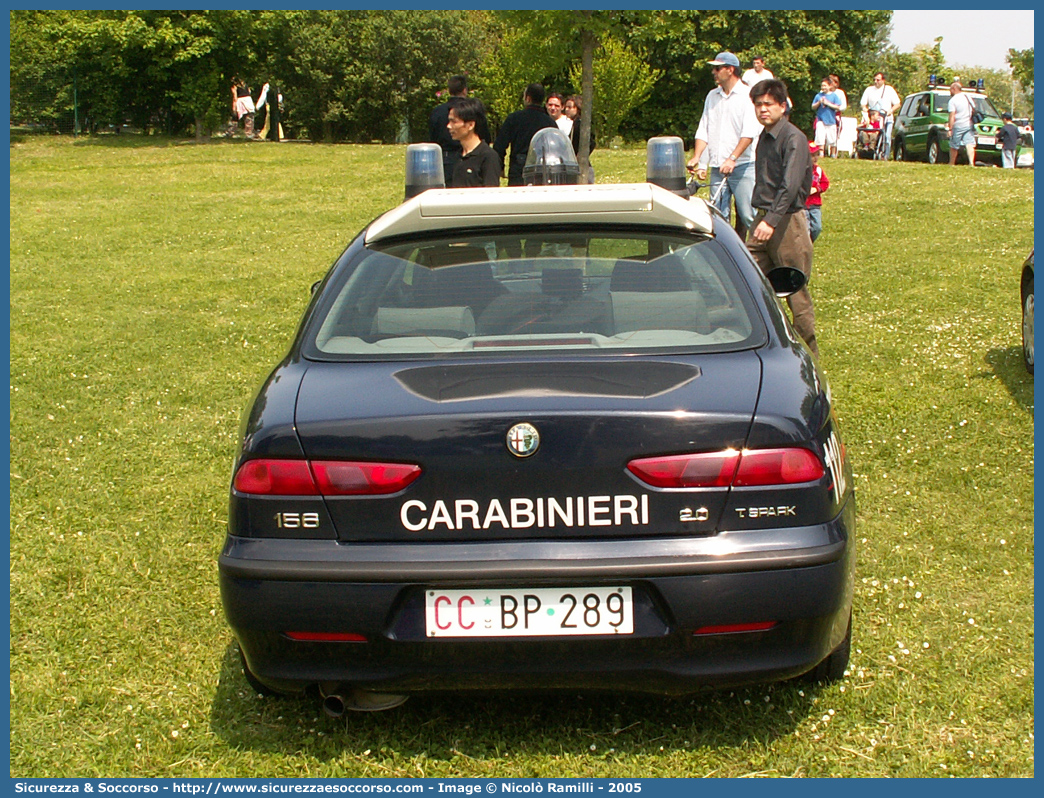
[{"x1": 9, "y1": 136, "x2": 1034, "y2": 778}]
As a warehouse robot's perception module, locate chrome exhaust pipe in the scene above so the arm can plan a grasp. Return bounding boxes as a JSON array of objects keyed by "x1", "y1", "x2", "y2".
[
  {"x1": 322, "y1": 692, "x2": 347, "y2": 718},
  {"x1": 319, "y1": 683, "x2": 408, "y2": 715}
]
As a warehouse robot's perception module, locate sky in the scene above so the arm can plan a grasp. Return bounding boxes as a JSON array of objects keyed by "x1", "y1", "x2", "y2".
[{"x1": 888, "y1": 9, "x2": 1034, "y2": 72}]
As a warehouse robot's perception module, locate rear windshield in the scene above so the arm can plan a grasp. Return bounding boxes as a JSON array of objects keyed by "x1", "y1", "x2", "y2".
[{"x1": 307, "y1": 228, "x2": 764, "y2": 359}]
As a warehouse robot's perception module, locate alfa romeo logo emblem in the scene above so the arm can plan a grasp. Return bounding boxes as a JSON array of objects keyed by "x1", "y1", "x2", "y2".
[{"x1": 506, "y1": 423, "x2": 540, "y2": 458}]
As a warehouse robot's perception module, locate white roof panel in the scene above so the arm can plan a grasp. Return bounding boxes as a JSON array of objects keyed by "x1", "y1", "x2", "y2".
[{"x1": 365, "y1": 183, "x2": 715, "y2": 244}]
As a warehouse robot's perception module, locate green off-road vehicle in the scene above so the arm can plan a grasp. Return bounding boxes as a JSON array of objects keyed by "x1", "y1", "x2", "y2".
[{"x1": 892, "y1": 79, "x2": 1006, "y2": 165}]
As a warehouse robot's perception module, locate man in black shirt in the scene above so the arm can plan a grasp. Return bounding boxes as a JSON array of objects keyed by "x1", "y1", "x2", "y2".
[
  {"x1": 448, "y1": 98, "x2": 501, "y2": 188},
  {"x1": 748, "y1": 78, "x2": 818, "y2": 358},
  {"x1": 428, "y1": 75, "x2": 490, "y2": 186},
  {"x1": 493, "y1": 83, "x2": 557, "y2": 186}
]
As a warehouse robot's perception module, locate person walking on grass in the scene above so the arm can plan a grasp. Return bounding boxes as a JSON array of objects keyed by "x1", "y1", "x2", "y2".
[
  {"x1": 811, "y1": 78, "x2": 842, "y2": 158},
  {"x1": 447, "y1": 98, "x2": 501, "y2": 188},
  {"x1": 686, "y1": 51, "x2": 760, "y2": 237},
  {"x1": 493, "y1": 83, "x2": 557, "y2": 186},
  {"x1": 805, "y1": 141, "x2": 829, "y2": 243},
  {"x1": 429, "y1": 75, "x2": 491, "y2": 186},
  {"x1": 946, "y1": 80, "x2": 977, "y2": 166},
  {"x1": 999, "y1": 112, "x2": 1019, "y2": 169},
  {"x1": 859, "y1": 72, "x2": 901, "y2": 160},
  {"x1": 748, "y1": 79, "x2": 818, "y2": 359}
]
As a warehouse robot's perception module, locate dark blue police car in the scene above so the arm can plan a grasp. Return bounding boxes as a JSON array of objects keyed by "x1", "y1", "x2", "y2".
[{"x1": 219, "y1": 135, "x2": 855, "y2": 714}]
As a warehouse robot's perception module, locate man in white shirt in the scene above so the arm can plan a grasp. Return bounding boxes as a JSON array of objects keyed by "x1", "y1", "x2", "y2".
[
  {"x1": 859, "y1": 72, "x2": 901, "y2": 160},
  {"x1": 686, "y1": 51, "x2": 762, "y2": 233},
  {"x1": 742, "y1": 56, "x2": 773, "y2": 88},
  {"x1": 946, "y1": 81, "x2": 976, "y2": 166}
]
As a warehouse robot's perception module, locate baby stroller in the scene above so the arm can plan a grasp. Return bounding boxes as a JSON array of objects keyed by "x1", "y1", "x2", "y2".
[{"x1": 855, "y1": 124, "x2": 886, "y2": 159}]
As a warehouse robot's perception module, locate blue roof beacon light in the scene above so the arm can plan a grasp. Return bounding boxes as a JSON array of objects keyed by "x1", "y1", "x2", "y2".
[
  {"x1": 646, "y1": 136, "x2": 689, "y2": 196},
  {"x1": 523, "y1": 127, "x2": 580, "y2": 185},
  {"x1": 404, "y1": 143, "x2": 445, "y2": 200}
]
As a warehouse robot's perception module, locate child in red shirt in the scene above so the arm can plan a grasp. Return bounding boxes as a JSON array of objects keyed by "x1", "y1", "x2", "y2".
[{"x1": 806, "y1": 141, "x2": 829, "y2": 243}]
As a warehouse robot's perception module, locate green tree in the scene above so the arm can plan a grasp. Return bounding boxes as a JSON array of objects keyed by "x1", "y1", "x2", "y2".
[
  {"x1": 12, "y1": 10, "x2": 138, "y2": 133},
  {"x1": 481, "y1": 11, "x2": 648, "y2": 179},
  {"x1": 473, "y1": 16, "x2": 567, "y2": 128},
  {"x1": 1006, "y1": 47, "x2": 1034, "y2": 117},
  {"x1": 10, "y1": 10, "x2": 73, "y2": 129},
  {"x1": 1007, "y1": 47, "x2": 1034, "y2": 89},
  {"x1": 126, "y1": 11, "x2": 254, "y2": 139},
  {"x1": 876, "y1": 44, "x2": 938, "y2": 101},
  {"x1": 10, "y1": 10, "x2": 251, "y2": 137},
  {"x1": 921, "y1": 37, "x2": 947, "y2": 79},
  {"x1": 568, "y1": 36, "x2": 660, "y2": 146},
  {"x1": 9, "y1": 9, "x2": 486, "y2": 143},
  {"x1": 622, "y1": 9, "x2": 891, "y2": 140},
  {"x1": 255, "y1": 10, "x2": 485, "y2": 143}
]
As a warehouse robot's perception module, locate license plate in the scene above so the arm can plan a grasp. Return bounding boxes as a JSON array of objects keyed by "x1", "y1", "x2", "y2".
[
  {"x1": 425, "y1": 586, "x2": 633, "y2": 637},
  {"x1": 977, "y1": 135, "x2": 996, "y2": 146}
]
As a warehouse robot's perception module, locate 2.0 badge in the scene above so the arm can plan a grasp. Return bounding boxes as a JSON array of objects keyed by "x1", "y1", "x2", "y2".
[{"x1": 506, "y1": 423, "x2": 540, "y2": 458}]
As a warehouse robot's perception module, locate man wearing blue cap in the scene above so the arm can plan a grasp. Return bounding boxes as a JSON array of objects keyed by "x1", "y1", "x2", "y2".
[{"x1": 686, "y1": 52, "x2": 761, "y2": 237}]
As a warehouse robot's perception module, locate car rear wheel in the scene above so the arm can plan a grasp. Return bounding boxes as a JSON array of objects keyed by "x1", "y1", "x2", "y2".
[
  {"x1": 927, "y1": 136, "x2": 942, "y2": 164},
  {"x1": 893, "y1": 138, "x2": 907, "y2": 161},
  {"x1": 804, "y1": 614, "x2": 851, "y2": 683},
  {"x1": 1023, "y1": 275, "x2": 1034, "y2": 374}
]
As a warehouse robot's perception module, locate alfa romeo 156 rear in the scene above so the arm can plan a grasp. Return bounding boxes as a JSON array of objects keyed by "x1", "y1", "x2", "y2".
[{"x1": 219, "y1": 177, "x2": 854, "y2": 714}]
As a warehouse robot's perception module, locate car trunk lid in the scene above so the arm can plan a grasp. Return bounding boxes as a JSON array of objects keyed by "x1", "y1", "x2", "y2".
[{"x1": 294, "y1": 355, "x2": 761, "y2": 542}]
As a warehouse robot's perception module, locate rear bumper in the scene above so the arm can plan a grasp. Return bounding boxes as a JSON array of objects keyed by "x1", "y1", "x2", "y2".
[{"x1": 220, "y1": 499, "x2": 855, "y2": 695}]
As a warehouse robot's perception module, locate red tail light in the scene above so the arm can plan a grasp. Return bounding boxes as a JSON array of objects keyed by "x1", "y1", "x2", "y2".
[
  {"x1": 627, "y1": 450, "x2": 740, "y2": 488},
  {"x1": 627, "y1": 447, "x2": 823, "y2": 489},
  {"x1": 733, "y1": 448, "x2": 824, "y2": 486},
  {"x1": 284, "y1": 632, "x2": 367, "y2": 643},
  {"x1": 311, "y1": 461, "x2": 421, "y2": 496},
  {"x1": 233, "y1": 459, "x2": 421, "y2": 496},
  {"x1": 693, "y1": 621, "x2": 777, "y2": 636},
  {"x1": 233, "y1": 459, "x2": 318, "y2": 495}
]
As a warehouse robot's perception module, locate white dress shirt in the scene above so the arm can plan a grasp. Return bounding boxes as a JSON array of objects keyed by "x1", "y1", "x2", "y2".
[{"x1": 694, "y1": 81, "x2": 762, "y2": 168}]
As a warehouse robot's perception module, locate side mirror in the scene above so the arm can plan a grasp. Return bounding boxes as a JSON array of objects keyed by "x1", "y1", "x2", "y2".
[{"x1": 766, "y1": 265, "x2": 807, "y2": 298}]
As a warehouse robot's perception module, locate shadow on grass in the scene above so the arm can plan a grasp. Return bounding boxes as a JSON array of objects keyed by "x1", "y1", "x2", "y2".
[
  {"x1": 65, "y1": 133, "x2": 311, "y2": 149},
  {"x1": 981, "y1": 347, "x2": 1034, "y2": 413},
  {"x1": 209, "y1": 642, "x2": 825, "y2": 768},
  {"x1": 9, "y1": 132, "x2": 270, "y2": 149},
  {"x1": 71, "y1": 133, "x2": 238, "y2": 148}
]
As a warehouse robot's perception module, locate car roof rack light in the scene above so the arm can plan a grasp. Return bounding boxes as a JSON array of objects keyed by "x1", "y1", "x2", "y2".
[
  {"x1": 523, "y1": 128, "x2": 581, "y2": 186},
  {"x1": 404, "y1": 143, "x2": 445, "y2": 200},
  {"x1": 646, "y1": 136, "x2": 689, "y2": 197}
]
